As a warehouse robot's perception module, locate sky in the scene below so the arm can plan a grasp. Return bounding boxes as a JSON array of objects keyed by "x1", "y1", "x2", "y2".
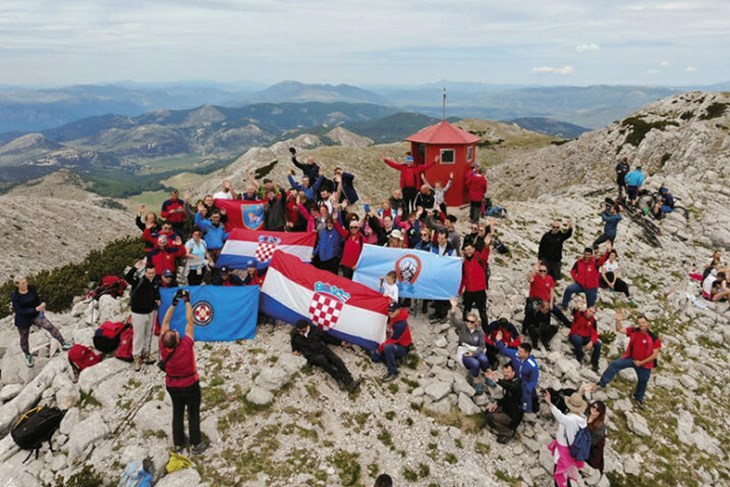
[{"x1": 0, "y1": 0, "x2": 728, "y2": 87}]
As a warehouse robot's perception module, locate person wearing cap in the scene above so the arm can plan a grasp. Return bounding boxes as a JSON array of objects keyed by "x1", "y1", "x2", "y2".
[
  {"x1": 383, "y1": 153, "x2": 436, "y2": 215},
  {"x1": 465, "y1": 166, "x2": 488, "y2": 224},
  {"x1": 161, "y1": 189, "x2": 188, "y2": 237},
  {"x1": 291, "y1": 319, "x2": 361, "y2": 392},
  {"x1": 159, "y1": 269, "x2": 178, "y2": 288},
  {"x1": 483, "y1": 318, "x2": 521, "y2": 368},
  {"x1": 372, "y1": 302, "x2": 413, "y2": 382},
  {"x1": 495, "y1": 332, "x2": 539, "y2": 413},
  {"x1": 545, "y1": 390, "x2": 588, "y2": 487},
  {"x1": 212, "y1": 266, "x2": 244, "y2": 286},
  {"x1": 651, "y1": 186, "x2": 675, "y2": 220},
  {"x1": 242, "y1": 261, "x2": 264, "y2": 286},
  {"x1": 560, "y1": 242, "x2": 611, "y2": 310}
]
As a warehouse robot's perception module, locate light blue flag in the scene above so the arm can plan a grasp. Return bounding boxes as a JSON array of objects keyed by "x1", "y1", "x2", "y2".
[
  {"x1": 159, "y1": 286, "x2": 258, "y2": 341},
  {"x1": 353, "y1": 244, "x2": 462, "y2": 299}
]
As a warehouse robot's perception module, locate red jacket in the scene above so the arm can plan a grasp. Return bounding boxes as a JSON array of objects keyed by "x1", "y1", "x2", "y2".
[
  {"x1": 334, "y1": 221, "x2": 364, "y2": 269},
  {"x1": 570, "y1": 252, "x2": 609, "y2": 290},
  {"x1": 529, "y1": 274, "x2": 555, "y2": 304},
  {"x1": 148, "y1": 246, "x2": 186, "y2": 276},
  {"x1": 465, "y1": 171, "x2": 488, "y2": 202},
  {"x1": 161, "y1": 198, "x2": 186, "y2": 224},
  {"x1": 160, "y1": 335, "x2": 199, "y2": 389},
  {"x1": 623, "y1": 327, "x2": 661, "y2": 369},
  {"x1": 384, "y1": 159, "x2": 435, "y2": 189},
  {"x1": 569, "y1": 311, "x2": 599, "y2": 343},
  {"x1": 142, "y1": 228, "x2": 178, "y2": 248},
  {"x1": 459, "y1": 246, "x2": 491, "y2": 293},
  {"x1": 378, "y1": 308, "x2": 413, "y2": 352}
]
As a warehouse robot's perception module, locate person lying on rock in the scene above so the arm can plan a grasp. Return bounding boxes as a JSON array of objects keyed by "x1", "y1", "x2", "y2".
[{"x1": 291, "y1": 319, "x2": 360, "y2": 392}]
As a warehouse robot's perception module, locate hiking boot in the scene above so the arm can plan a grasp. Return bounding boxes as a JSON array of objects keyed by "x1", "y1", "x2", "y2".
[
  {"x1": 485, "y1": 377, "x2": 497, "y2": 388},
  {"x1": 632, "y1": 398, "x2": 645, "y2": 410},
  {"x1": 142, "y1": 354, "x2": 156, "y2": 365},
  {"x1": 381, "y1": 372, "x2": 398, "y2": 383},
  {"x1": 497, "y1": 430, "x2": 515, "y2": 444},
  {"x1": 133, "y1": 356, "x2": 142, "y2": 372},
  {"x1": 346, "y1": 378, "x2": 362, "y2": 393},
  {"x1": 191, "y1": 440, "x2": 209, "y2": 455},
  {"x1": 173, "y1": 444, "x2": 186, "y2": 453},
  {"x1": 473, "y1": 382, "x2": 485, "y2": 396},
  {"x1": 25, "y1": 354, "x2": 34, "y2": 368},
  {"x1": 62, "y1": 341, "x2": 73, "y2": 351},
  {"x1": 484, "y1": 415, "x2": 496, "y2": 430}
]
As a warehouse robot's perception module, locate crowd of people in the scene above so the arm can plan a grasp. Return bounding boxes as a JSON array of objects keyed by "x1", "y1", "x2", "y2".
[{"x1": 14, "y1": 149, "x2": 722, "y2": 485}]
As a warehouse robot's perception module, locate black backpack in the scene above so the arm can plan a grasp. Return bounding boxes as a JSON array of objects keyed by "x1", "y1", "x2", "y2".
[{"x1": 11, "y1": 406, "x2": 64, "y2": 462}]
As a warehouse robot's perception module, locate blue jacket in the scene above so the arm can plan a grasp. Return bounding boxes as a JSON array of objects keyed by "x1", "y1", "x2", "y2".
[
  {"x1": 313, "y1": 226, "x2": 342, "y2": 262},
  {"x1": 288, "y1": 175, "x2": 325, "y2": 201},
  {"x1": 431, "y1": 242, "x2": 456, "y2": 256},
  {"x1": 497, "y1": 341, "x2": 539, "y2": 412},
  {"x1": 414, "y1": 240, "x2": 432, "y2": 252},
  {"x1": 624, "y1": 170, "x2": 645, "y2": 187},
  {"x1": 601, "y1": 211, "x2": 622, "y2": 238},
  {"x1": 195, "y1": 213, "x2": 229, "y2": 250}
]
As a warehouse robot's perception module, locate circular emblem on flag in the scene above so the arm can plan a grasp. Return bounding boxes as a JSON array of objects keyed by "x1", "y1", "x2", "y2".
[
  {"x1": 308, "y1": 292, "x2": 344, "y2": 331},
  {"x1": 395, "y1": 253, "x2": 422, "y2": 284},
  {"x1": 192, "y1": 300, "x2": 214, "y2": 327}
]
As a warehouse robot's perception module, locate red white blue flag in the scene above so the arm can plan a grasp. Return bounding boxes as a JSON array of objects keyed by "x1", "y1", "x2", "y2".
[
  {"x1": 260, "y1": 250, "x2": 389, "y2": 351},
  {"x1": 216, "y1": 228, "x2": 316, "y2": 270},
  {"x1": 215, "y1": 199, "x2": 265, "y2": 231}
]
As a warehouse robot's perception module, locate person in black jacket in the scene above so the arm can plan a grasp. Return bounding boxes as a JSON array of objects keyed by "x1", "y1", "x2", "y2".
[
  {"x1": 291, "y1": 319, "x2": 361, "y2": 392},
  {"x1": 290, "y1": 148, "x2": 321, "y2": 181},
  {"x1": 537, "y1": 218, "x2": 573, "y2": 282},
  {"x1": 484, "y1": 362, "x2": 523, "y2": 443},
  {"x1": 125, "y1": 260, "x2": 161, "y2": 371}
]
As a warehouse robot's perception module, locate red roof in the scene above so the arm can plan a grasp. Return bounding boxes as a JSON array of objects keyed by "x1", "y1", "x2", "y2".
[{"x1": 406, "y1": 120, "x2": 481, "y2": 144}]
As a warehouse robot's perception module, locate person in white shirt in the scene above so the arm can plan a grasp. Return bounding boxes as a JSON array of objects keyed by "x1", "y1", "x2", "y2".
[
  {"x1": 545, "y1": 390, "x2": 588, "y2": 487},
  {"x1": 212, "y1": 179, "x2": 236, "y2": 200},
  {"x1": 599, "y1": 249, "x2": 632, "y2": 302},
  {"x1": 382, "y1": 271, "x2": 399, "y2": 303}
]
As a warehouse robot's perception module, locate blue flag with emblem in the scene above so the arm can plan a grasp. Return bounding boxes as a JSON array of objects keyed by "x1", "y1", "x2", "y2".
[
  {"x1": 352, "y1": 244, "x2": 462, "y2": 299},
  {"x1": 159, "y1": 286, "x2": 258, "y2": 341}
]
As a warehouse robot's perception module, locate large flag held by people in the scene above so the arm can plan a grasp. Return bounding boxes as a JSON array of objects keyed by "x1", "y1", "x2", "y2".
[
  {"x1": 215, "y1": 199, "x2": 265, "y2": 231},
  {"x1": 159, "y1": 286, "x2": 258, "y2": 341},
  {"x1": 353, "y1": 244, "x2": 462, "y2": 299},
  {"x1": 216, "y1": 228, "x2": 316, "y2": 270},
  {"x1": 261, "y1": 251, "x2": 389, "y2": 351}
]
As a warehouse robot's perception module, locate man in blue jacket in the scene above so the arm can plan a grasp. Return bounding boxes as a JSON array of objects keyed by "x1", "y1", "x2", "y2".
[
  {"x1": 496, "y1": 333, "x2": 539, "y2": 413},
  {"x1": 195, "y1": 210, "x2": 229, "y2": 262},
  {"x1": 592, "y1": 205, "x2": 622, "y2": 247},
  {"x1": 624, "y1": 166, "x2": 646, "y2": 205},
  {"x1": 313, "y1": 217, "x2": 342, "y2": 275},
  {"x1": 287, "y1": 171, "x2": 325, "y2": 202}
]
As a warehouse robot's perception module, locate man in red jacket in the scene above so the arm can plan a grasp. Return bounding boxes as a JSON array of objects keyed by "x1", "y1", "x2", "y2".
[
  {"x1": 459, "y1": 241, "x2": 491, "y2": 327},
  {"x1": 161, "y1": 189, "x2": 188, "y2": 237},
  {"x1": 383, "y1": 153, "x2": 436, "y2": 215},
  {"x1": 371, "y1": 302, "x2": 413, "y2": 382},
  {"x1": 465, "y1": 167, "x2": 488, "y2": 223},
  {"x1": 148, "y1": 235, "x2": 186, "y2": 277},
  {"x1": 560, "y1": 243, "x2": 611, "y2": 309},
  {"x1": 568, "y1": 306, "x2": 602, "y2": 372}
]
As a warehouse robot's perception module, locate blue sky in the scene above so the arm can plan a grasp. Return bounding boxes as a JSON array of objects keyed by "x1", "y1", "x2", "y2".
[{"x1": 0, "y1": 0, "x2": 728, "y2": 86}]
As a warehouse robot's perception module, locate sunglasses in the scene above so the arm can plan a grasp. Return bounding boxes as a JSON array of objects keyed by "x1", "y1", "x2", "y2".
[
  {"x1": 551, "y1": 226, "x2": 560, "y2": 230},
  {"x1": 466, "y1": 319, "x2": 476, "y2": 324},
  {"x1": 538, "y1": 270, "x2": 547, "y2": 274}
]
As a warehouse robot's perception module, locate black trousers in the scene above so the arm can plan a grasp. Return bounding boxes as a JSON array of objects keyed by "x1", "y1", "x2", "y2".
[
  {"x1": 469, "y1": 201, "x2": 482, "y2": 223},
  {"x1": 542, "y1": 259, "x2": 562, "y2": 282},
  {"x1": 187, "y1": 269, "x2": 206, "y2": 286},
  {"x1": 167, "y1": 381, "x2": 201, "y2": 448},
  {"x1": 523, "y1": 314, "x2": 558, "y2": 349},
  {"x1": 308, "y1": 348, "x2": 353, "y2": 385},
  {"x1": 462, "y1": 290, "x2": 488, "y2": 326},
  {"x1": 601, "y1": 272, "x2": 630, "y2": 297},
  {"x1": 341, "y1": 266, "x2": 354, "y2": 280},
  {"x1": 402, "y1": 187, "x2": 418, "y2": 215},
  {"x1": 316, "y1": 257, "x2": 340, "y2": 275}
]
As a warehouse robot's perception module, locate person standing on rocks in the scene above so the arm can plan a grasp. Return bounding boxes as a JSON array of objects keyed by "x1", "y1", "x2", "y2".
[
  {"x1": 527, "y1": 261, "x2": 571, "y2": 327},
  {"x1": 596, "y1": 310, "x2": 661, "y2": 408},
  {"x1": 538, "y1": 218, "x2": 573, "y2": 282},
  {"x1": 592, "y1": 204, "x2": 622, "y2": 248},
  {"x1": 11, "y1": 276, "x2": 72, "y2": 368},
  {"x1": 615, "y1": 157, "x2": 630, "y2": 198},
  {"x1": 484, "y1": 362, "x2": 523, "y2": 443},
  {"x1": 495, "y1": 332, "x2": 539, "y2": 414},
  {"x1": 382, "y1": 153, "x2": 436, "y2": 215},
  {"x1": 459, "y1": 240, "x2": 491, "y2": 328},
  {"x1": 371, "y1": 302, "x2": 412, "y2": 382},
  {"x1": 291, "y1": 319, "x2": 361, "y2": 392},
  {"x1": 624, "y1": 165, "x2": 645, "y2": 206},
  {"x1": 464, "y1": 166, "x2": 488, "y2": 223},
  {"x1": 125, "y1": 260, "x2": 160, "y2": 371},
  {"x1": 448, "y1": 298, "x2": 490, "y2": 395},
  {"x1": 290, "y1": 148, "x2": 321, "y2": 182},
  {"x1": 159, "y1": 290, "x2": 208, "y2": 455},
  {"x1": 560, "y1": 243, "x2": 611, "y2": 310},
  {"x1": 545, "y1": 390, "x2": 588, "y2": 487}
]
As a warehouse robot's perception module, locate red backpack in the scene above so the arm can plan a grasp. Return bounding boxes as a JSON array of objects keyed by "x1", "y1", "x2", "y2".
[
  {"x1": 93, "y1": 319, "x2": 131, "y2": 353},
  {"x1": 115, "y1": 326, "x2": 134, "y2": 362},
  {"x1": 88, "y1": 275, "x2": 128, "y2": 300},
  {"x1": 68, "y1": 345, "x2": 103, "y2": 374}
]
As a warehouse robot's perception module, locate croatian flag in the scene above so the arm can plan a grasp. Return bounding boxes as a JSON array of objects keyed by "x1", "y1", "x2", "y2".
[
  {"x1": 261, "y1": 250, "x2": 389, "y2": 351},
  {"x1": 353, "y1": 244, "x2": 462, "y2": 299},
  {"x1": 216, "y1": 228, "x2": 316, "y2": 270},
  {"x1": 215, "y1": 199, "x2": 265, "y2": 231},
  {"x1": 159, "y1": 286, "x2": 258, "y2": 342}
]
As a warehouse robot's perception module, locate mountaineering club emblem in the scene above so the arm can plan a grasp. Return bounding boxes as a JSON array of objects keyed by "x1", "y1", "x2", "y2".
[
  {"x1": 308, "y1": 282, "x2": 351, "y2": 331},
  {"x1": 395, "y1": 253, "x2": 422, "y2": 294},
  {"x1": 242, "y1": 202, "x2": 264, "y2": 230},
  {"x1": 255, "y1": 235, "x2": 282, "y2": 263},
  {"x1": 192, "y1": 300, "x2": 214, "y2": 327}
]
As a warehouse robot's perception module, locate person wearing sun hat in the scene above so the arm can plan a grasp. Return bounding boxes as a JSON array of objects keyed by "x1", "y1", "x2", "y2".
[{"x1": 545, "y1": 389, "x2": 588, "y2": 487}]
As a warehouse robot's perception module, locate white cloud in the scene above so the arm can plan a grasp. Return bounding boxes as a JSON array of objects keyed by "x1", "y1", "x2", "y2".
[
  {"x1": 532, "y1": 65, "x2": 575, "y2": 75},
  {"x1": 685, "y1": 66, "x2": 698, "y2": 72},
  {"x1": 659, "y1": 61, "x2": 670, "y2": 66},
  {"x1": 576, "y1": 43, "x2": 601, "y2": 53},
  {"x1": 647, "y1": 69, "x2": 659, "y2": 74}
]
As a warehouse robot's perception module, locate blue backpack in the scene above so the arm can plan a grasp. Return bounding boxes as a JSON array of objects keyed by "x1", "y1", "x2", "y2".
[
  {"x1": 566, "y1": 427, "x2": 592, "y2": 462},
  {"x1": 119, "y1": 460, "x2": 153, "y2": 487}
]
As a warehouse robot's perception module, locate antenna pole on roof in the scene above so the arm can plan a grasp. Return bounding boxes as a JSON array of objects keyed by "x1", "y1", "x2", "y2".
[{"x1": 442, "y1": 87, "x2": 447, "y2": 121}]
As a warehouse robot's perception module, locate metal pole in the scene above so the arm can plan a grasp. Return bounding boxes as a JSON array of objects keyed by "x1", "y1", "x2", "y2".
[{"x1": 442, "y1": 87, "x2": 447, "y2": 121}]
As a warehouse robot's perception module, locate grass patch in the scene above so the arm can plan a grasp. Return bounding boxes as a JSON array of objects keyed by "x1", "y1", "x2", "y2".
[
  {"x1": 699, "y1": 102, "x2": 728, "y2": 120},
  {"x1": 377, "y1": 428, "x2": 395, "y2": 450},
  {"x1": 494, "y1": 469, "x2": 521, "y2": 486},
  {"x1": 328, "y1": 450, "x2": 361, "y2": 486},
  {"x1": 619, "y1": 116, "x2": 679, "y2": 147},
  {"x1": 80, "y1": 391, "x2": 102, "y2": 408}
]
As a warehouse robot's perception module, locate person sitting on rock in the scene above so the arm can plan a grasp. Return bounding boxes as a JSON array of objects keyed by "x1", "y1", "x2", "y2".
[
  {"x1": 596, "y1": 310, "x2": 661, "y2": 408},
  {"x1": 448, "y1": 298, "x2": 490, "y2": 395},
  {"x1": 523, "y1": 299, "x2": 559, "y2": 351},
  {"x1": 651, "y1": 186, "x2": 674, "y2": 220},
  {"x1": 599, "y1": 249, "x2": 633, "y2": 304},
  {"x1": 527, "y1": 261, "x2": 570, "y2": 327},
  {"x1": 212, "y1": 266, "x2": 244, "y2": 286},
  {"x1": 483, "y1": 318, "x2": 521, "y2": 369},
  {"x1": 159, "y1": 269, "x2": 178, "y2": 288},
  {"x1": 371, "y1": 302, "x2": 413, "y2": 382},
  {"x1": 159, "y1": 289, "x2": 208, "y2": 455},
  {"x1": 484, "y1": 362, "x2": 523, "y2": 443},
  {"x1": 710, "y1": 272, "x2": 730, "y2": 302},
  {"x1": 291, "y1": 319, "x2": 360, "y2": 392},
  {"x1": 242, "y1": 261, "x2": 264, "y2": 286},
  {"x1": 568, "y1": 306, "x2": 602, "y2": 372},
  {"x1": 12, "y1": 275, "x2": 72, "y2": 368},
  {"x1": 495, "y1": 332, "x2": 539, "y2": 414},
  {"x1": 703, "y1": 249, "x2": 726, "y2": 281},
  {"x1": 560, "y1": 243, "x2": 611, "y2": 310}
]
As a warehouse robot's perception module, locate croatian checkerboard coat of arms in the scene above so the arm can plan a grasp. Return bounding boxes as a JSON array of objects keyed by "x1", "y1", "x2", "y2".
[
  {"x1": 308, "y1": 282, "x2": 351, "y2": 331},
  {"x1": 255, "y1": 235, "x2": 282, "y2": 264}
]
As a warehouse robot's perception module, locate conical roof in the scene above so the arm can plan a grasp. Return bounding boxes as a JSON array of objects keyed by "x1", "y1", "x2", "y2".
[{"x1": 406, "y1": 120, "x2": 481, "y2": 144}]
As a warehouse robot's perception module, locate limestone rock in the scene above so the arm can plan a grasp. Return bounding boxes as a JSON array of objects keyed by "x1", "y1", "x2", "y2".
[
  {"x1": 277, "y1": 353, "x2": 308, "y2": 375},
  {"x1": 77, "y1": 359, "x2": 128, "y2": 394},
  {"x1": 135, "y1": 400, "x2": 172, "y2": 434},
  {"x1": 424, "y1": 381, "x2": 452, "y2": 402},
  {"x1": 0, "y1": 384, "x2": 23, "y2": 402},
  {"x1": 625, "y1": 412, "x2": 651, "y2": 437},
  {"x1": 59, "y1": 407, "x2": 80, "y2": 435},
  {"x1": 457, "y1": 392, "x2": 481, "y2": 415},
  {"x1": 67, "y1": 412, "x2": 110, "y2": 464},
  {"x1": 155, "y1": 466, "x2": 203, "y2": 487},
  {"x1": 424, "y1": 397, "x2": 451, "y2": 415},
  {"x1": 254, "y1": 367, "x2": 290, "y2": 392},
  {"x1": 97, "y1": 295, "x2": 123, "y2": 323},
  {"x1": 246, "y1": 386, "x2": 274, "y2": 406}
]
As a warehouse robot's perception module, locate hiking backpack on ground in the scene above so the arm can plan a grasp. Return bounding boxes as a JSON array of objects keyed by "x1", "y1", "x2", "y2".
[
  {"x1": 115, "y1": 326, "x2": 134, "y2": 362},
  {"x1": 88, "y1": 274, "x2": 128, "y2": 300},
  {"x1": 566, "y1": 427, "x2": 593, "y2": 462},
  {"x1": 68, "y1": 344, "x2": 104, "y2": 373},
  {"x1": 93, "y1": 319, "x2": 131, "y2": 353},
  {"x1": 11, "y1": 406, "x2": 64, "y2": 462}
]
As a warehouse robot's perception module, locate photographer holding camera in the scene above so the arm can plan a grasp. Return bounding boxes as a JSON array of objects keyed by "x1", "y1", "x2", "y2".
[{"x1": 159, "y1": 289, "x2": 208, "y2": 455}]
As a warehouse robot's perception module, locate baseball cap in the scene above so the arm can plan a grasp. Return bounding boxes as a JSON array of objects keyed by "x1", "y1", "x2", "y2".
[
  {"x1": 246, "y1": 260, "x2": 256, "y2": 268},
  {"x1": 162, "y1": 270, "x2": 174, "y2": 278},
  {"x1": 219, "y1": 266, "x2": 230, "y2": 273},
  {"x1": 388, "y1": 302, "x2": 401, "y2": 313}
]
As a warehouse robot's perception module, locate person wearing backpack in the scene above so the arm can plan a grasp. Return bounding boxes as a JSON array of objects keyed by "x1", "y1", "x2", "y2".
[
  {"x1": 125, "y1": 261, "x2": 161, "y2": 371},
  {"x1": 615, "y1": 157, "x2": 630, "y2": 198},
  {"x1": 159, "y1": 290, "x2": 208, "y2": 455},
  {"x1": 11, "y1": 276, "x2": 72, "y2": 367},
  {"x1": 545, "y1": 390, "x2": 588, "y2": 487}
]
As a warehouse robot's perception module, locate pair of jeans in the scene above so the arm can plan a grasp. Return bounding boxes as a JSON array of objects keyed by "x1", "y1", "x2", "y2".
[
  {"x1": 167, "y1": 381, "x2": 201, "y2": 448},
  {"x1": 462, "y1": 352, "x2": 490, "y2": 377},
  {"x1": 371, "y1": 343, "x2": 409, "y2": 375},
  {"x1": 598, "y1": 357, "x2": 652, "y2": 401},
  {"x1": 561, "y1": 284, "x2": 597, "y2": 309},
  {"x1": 569, "y1": 335, "x2": 602, "y2": 366}
]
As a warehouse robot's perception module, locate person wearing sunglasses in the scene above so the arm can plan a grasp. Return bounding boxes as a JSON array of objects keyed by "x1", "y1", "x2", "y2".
[{"x1": 448, "y1": 298, "x2": 490, "y2": 395}]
